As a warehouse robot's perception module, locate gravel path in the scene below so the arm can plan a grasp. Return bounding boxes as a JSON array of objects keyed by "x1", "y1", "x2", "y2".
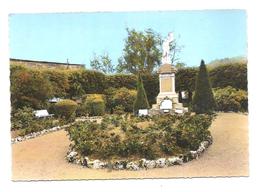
[{"x1": 12, "y1": 113, "x2": 248, "y2": 180}]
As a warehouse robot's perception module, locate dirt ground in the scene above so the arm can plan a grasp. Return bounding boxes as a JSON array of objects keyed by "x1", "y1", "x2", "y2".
[{"x1": 12, "y1": 113, "x2": 249, "y2": 180}]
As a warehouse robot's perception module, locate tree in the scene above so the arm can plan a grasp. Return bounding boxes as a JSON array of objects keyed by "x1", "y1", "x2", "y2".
[
  {"x1": 175, "y1": 62, "x2": 186, "y2": 69},
  {"x1": 117, "y1": 28, "x2": 183, "y2": 74},
  {"x1": 133, "y1": 73, "x2": 150, "y2": 114},
  {"x1": 192, "y1": 60, "x2": 215, "y2": 114},
  {"x1": 117, "y1": 28, "x2": 162, "y2": 74},
  {"x1": 90, "y1": 53, "x2": 115, "y2": 74}
]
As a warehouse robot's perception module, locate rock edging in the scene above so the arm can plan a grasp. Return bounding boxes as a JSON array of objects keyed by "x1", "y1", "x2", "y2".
[
  {"x1": 11, "y1": 124, "x2": 70, "y2": 144},
  {"x1": 66, "y1": 136, "x2": 213, "y2": 170},
  {"x1": 11, "y1": 116, "x2": 102, "y2": 144}
]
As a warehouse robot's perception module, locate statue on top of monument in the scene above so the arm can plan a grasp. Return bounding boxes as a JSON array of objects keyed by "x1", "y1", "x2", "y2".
[{"x1": 162, "y1": 32, "x2": 174, "y2": 64}]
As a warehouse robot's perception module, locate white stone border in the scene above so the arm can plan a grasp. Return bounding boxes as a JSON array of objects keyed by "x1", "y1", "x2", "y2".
[
  {"x1": 11, "y1": 116, "x2": 102, "y2": 144},
  {"x1": 11, "y1": 124, "x2": 69, "y2": 144},
  {"x1": 66, "y1": 136, "x2": 213, "y2": 170}
]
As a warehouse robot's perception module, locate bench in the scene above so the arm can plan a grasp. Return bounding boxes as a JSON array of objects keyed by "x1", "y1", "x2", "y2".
[{"x1": 34, "y1": 110, "x2": 54, "y2": 118}]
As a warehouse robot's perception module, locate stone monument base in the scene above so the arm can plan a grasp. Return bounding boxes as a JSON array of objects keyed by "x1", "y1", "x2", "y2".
[{"x1": 152, "y1": 92, "x2": 183, "y2": 109}]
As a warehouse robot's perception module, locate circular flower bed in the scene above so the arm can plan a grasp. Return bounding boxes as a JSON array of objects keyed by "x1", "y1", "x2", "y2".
[{"x1": 65, "y1": 113, "x2": 215, "y2": 170}]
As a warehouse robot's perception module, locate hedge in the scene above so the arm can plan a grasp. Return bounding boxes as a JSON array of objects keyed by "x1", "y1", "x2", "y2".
[
  {"x1": 209, "y1": 63, "x2": 247, "y2": 90},
  {"x1": 213, "y1": 86, "x2": 248, "y2": 112},
  {"x1": 10, "y1": 62, "x2": 247, "y2": 110}
]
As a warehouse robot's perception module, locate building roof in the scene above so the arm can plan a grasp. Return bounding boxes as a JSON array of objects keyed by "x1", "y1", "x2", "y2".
[
  {"x1": 10, "y1": 58, "x2": 85, "y2": 68},
  {"x1": 158, "y1": 63, "x2": 176, "y2": 74}
]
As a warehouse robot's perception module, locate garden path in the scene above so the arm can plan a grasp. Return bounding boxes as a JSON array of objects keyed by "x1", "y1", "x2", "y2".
[{"x1": 12, "y1": 113, "x2": 248, "y2": 180}]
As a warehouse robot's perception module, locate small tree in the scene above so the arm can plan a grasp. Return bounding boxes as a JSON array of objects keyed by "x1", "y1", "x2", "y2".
[
  {"x1": 133, "y1": 73, "x2": 150, "y2": 114},
  {"x1": 90, "y1": 53, "x2": 114, "y2": 74},
  {"x1": 192, "y1": 60, "x2": 215, "y2": 114}
]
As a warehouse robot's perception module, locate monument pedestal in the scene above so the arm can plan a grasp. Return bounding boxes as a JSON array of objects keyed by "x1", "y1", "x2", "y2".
[{"x1": 150, "y1": 63, "x2": 186, "y2": 114}]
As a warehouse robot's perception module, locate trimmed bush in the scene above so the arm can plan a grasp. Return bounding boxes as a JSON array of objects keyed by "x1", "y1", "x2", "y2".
[
  {"x1": 113, "y1": 87, "x2": 137, "y2": 113},
  {"x1": 192, "y1": 60, "x2": 215, "y2": 114},
  {"x1": 54, "y1": 99, "x2": 78, "y2": 120},
  {"x1": 104, "y1": 87, "x2": 137, "y2": 113},
  {"x1": 213, "y1": 86, "x2": 248, "y2": 112},
  {"x1": 84, "y1": 94, "x2": 105, "y2": 116},
  {"x1": 133, "y1": 73, "x2": 150, "y2": 114}
]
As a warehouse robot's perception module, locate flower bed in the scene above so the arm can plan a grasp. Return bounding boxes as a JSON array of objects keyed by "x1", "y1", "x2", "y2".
[
  {"x1": 66, "y1": 136, "x2": 212, "y2": 170},
  {"x1": 65, "y1": 114, "x2": 215, "y2": 170}
]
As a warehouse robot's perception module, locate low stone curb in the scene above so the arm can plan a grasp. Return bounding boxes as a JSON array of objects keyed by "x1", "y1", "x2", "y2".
[
  {"x1": 11, "y1": 116, "x2": 102, "y2": 144},
  {"x1": 66, "y1": 136, "x2": 213, "y2": 171},
  {"x1": 11, "y1": 124, "x2": 70, "y2": 144}
]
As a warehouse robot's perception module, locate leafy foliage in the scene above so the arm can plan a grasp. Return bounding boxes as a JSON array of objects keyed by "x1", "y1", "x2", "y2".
[
  {"x1": 175, "y1": 114, "x2": 214, "y2": 150},
  {"x1": 117, "y1": 28, "x2": 162, "y2": 74},
  {"x1": 10, "y1": 65, "x2": 53, "y2": 109},
  {"x1": 11, "y1": 106, "x2": 58, "y2": 136},
  {"x1": 54, "y1": 99, "x2": 78, "y2": 120},
  {"x1": 11, "y1": 107, "x2": 34, "y2": 130},
  {"x1": 90, "y1": 53, "x2": 115, "y2": 74},
  {"x1": 192, "y1": 60, "x2": 215, "y2": 114},
  {"x1": 113, "y1": 87, "x2": 137, "y2": 113},
  {"x1": 43, "y1": 69, "x2": 69, "y2": 98},
  {"x1": 210, "y1": 63, "x2": 247, "y2": 90},
  {"x1": 213, "y1": 86, "x2": 248, "y2": 112},
  {"x1": 67, "y1": 113, "x2": 214, "y2": 160},
  {"x1": 84, "y1": 94, "x2": 106, "y2": 116},
  {"x1": 133, "y1": 73, "x2": 150, "y2": 114}
]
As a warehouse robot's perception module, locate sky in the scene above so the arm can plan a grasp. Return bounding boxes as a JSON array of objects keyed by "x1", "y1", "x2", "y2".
[{"x1": 9, "y1": 10, "x2": 247, "y2": 68}]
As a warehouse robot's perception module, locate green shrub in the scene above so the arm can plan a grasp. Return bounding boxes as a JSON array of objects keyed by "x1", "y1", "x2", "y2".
[
  {"x1": 142, "y1": 74, "x2": 159, "y2": 105},
  {"x1": 75, "y1": 104, "x2": 88, "y2": 117},
  {"x1": 133, "y1": 73, "x2": 150, "y2": 114},
  {"x1": 210, "y1": 63, "x2": 247, "y2": 90},
  {"x1": 18, "y1": 118, "x2": 57, "y2": 136},
  {"x1": 104, "y1": 87, "x2": 137, "y2": 113},
  {"x1": 67, "y1": 113, "x2": 214, "y2": 160},
  {"x1": 11, "y1": 107, "x2": 34, "y2": 130},
  {"x1": 175, "y1": 114, "x2": 215, "y2": 150},
  {"x1": 54, "y1": 99, "x2": 77, "y2": 120},
  {"x1": 113, "y1": 105, "x2": 125, "y2": 115},
  {"x1": 213, "y1": 86, "x2": 248, "y2": 112},
  {"x1": 192, "y1": 60, "x2": 215, "y2": 114},
  {"x1": 10, "y1": 66, "x2": 53, "y2": 109},
  {"x1": 113, "y1": 87, "x2": 137, "y2": 113},
  {"x1": 84, "y1": 94, "x2": 105, "y2": 116},
  {"x1": 11, "y1": 106, "x2": 59, "y2": 136}
]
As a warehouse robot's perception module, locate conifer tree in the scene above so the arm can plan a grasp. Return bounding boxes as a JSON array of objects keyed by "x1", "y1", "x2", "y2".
[
  {"x1": 192, "y1": 60, "x2": 215, "y2": 114},
  {"x1": 133, "y1": 73, "x2": 150, "y2": 114}
]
